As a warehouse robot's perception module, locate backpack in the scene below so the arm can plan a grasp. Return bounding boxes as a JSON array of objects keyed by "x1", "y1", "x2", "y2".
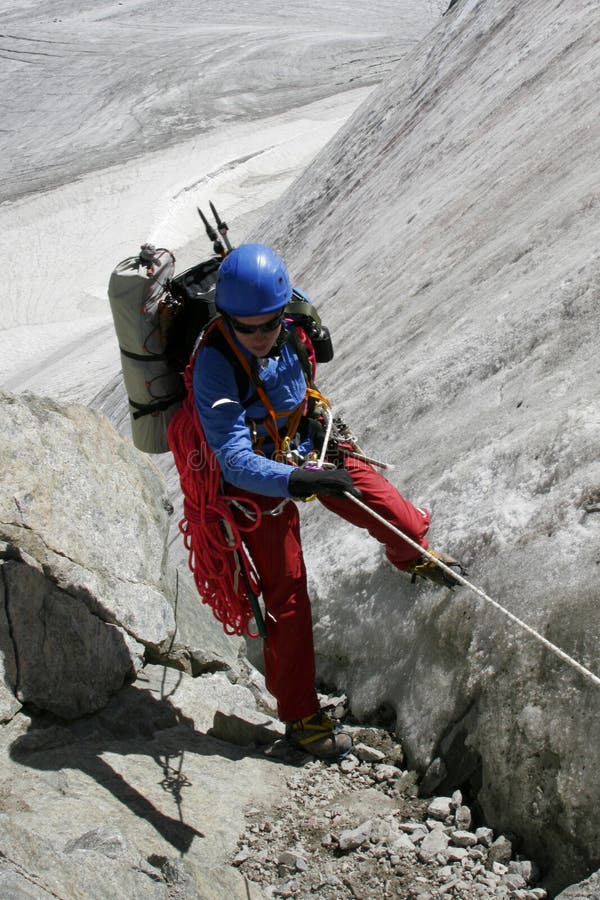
[
  {"x1": 108, "y1": 242, "x2": 332, "y2": 454},
  {"x1": 107, "y1": 244, "x2": 225, "y2": 453}
]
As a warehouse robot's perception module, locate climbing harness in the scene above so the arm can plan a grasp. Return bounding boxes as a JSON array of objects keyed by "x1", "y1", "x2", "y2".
[{"x1": 215, "y1": 317, "x2": 330, "y2": 459}]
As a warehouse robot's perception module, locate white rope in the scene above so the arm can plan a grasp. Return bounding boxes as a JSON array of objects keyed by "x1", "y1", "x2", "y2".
[{"x1": 344, "y1": 492, "x2": 600, "y2": 690}]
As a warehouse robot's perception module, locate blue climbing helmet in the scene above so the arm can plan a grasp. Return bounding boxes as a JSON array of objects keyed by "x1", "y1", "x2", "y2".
[{"x1": 215, "y1": 243, "x2": 292, "y2": 316}]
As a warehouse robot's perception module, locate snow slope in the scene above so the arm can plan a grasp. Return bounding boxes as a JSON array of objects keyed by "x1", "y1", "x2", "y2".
[
  {"x1": 254, "y1": 0, "x2": 600, "y2": 890},
  {"x1": 0, "y1": 0, "x2": 443, "y2": 399}
]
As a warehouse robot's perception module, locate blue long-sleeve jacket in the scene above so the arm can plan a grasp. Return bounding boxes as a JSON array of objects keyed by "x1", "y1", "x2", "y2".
[{"x1": 193, "y1": 324, "x2": 312, "y2": 497}]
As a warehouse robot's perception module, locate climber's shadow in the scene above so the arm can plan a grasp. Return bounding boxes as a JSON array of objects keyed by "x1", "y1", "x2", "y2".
[{"x1": 9, "y1": 673, "x2": 265, "y2": 856}]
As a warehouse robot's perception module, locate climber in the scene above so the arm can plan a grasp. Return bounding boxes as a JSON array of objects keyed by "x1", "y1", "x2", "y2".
[{"x1": 193, "y1": 243, "x2": 462, "y2": 760}]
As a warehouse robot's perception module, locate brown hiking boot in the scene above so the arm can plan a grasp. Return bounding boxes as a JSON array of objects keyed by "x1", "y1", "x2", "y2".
[
  {"x1": 286, "y1": 712, "x2": 353, "y2": 760},
  {"x1": 407, "y1": 550, "x2": 466, "y2": 589}
]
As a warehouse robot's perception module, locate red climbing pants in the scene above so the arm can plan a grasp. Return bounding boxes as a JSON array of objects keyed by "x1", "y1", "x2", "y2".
[{"x1": 229, "y1": 457, "x2": 430, "y2": 723}]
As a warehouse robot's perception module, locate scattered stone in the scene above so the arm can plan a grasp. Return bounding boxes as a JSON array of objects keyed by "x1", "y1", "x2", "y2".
[
  {"x1": 438, "y1": 880, "x2": 460, "y2": 895},
  {"x1": 373, "y1": 763, "x2": 400, "y2": 782},
  {"x1": 427, "y1": 797, "x2": 453, "y2": 820},
  {"x1": 450, "y1": 789, "x2": 463, "y2": 809},
  {"x1": 278, "y1": 849, "x2": 308, "y2": 872},
  {"x1": 418, "y1": 828, "x2": 450, "y2": 862},
  {"x1": 475, "y1": 826, "x2": 494, "y2": 847},
  {"x1": 354, "y1": 742, "x2": 386, "y2": 763},
  {"x1": 504, "y1": 871, "x2": 528, "y2": 890},
  {"x1": 487, "y1": 835, "x2": 513, "y2": 868},
  {"x1": 339, "y1": 755, "x2": 359, "y2": 774},
  {"x1": 395, "y1": 770, "x2": 420, "y2": 796},
  {"x1": 492, "y1": 860, "x2": 509, "y2": 876},
  {"x1": 509, "y1": 859, "x2": 541, "y2": 885},
  {"x1": 337, "y1": 820, "x2": 373, "y2": 851},
  {"x1": 454, "y1": 804, "x2": 472, "y2": 830},
  {"x1": 398, "y1": 821, "x2": 427, "y2": 834},
  {"x1": 221, "y1": 706, "x2": 549, "y2": 900},
  {"x1": 450, "y1": 829, "x2": 479, "y2": 847},
  {"x1": 389, "y1": 833, "x2": 417, "y2": 855},
  {"x1": 408, "y1": 826, "x2": 429, "y2": 844},
  {"x1": 425, "y1": 817, "x2": 449, "y2": 831}
]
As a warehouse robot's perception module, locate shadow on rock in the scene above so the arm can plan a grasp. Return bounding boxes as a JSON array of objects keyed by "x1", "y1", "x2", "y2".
[{"x1": 8, "y1": 672, "x2": 268, "y2": 857}]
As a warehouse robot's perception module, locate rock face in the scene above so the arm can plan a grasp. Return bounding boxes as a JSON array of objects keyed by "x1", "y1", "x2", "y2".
[
  {"x1": 0, "y1": 389, "x2": 289, "y2": 896},
  {"x1": 0, "y1": 665, "x2": 284, "y2": 900},
  {"x1": 555, "y1": 870, "x2": 600, "y2": 899},
  {"x1": 254, "y1": 0, "x2": 600, "y2": 892},
  {"x1": 0, "y1": 390, "x2": 174, "y2": 717}
]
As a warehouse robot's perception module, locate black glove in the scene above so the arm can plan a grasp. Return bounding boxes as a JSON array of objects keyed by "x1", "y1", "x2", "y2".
[{"x1": 288, "y1": 467, "x2": 362, "y2": 500}]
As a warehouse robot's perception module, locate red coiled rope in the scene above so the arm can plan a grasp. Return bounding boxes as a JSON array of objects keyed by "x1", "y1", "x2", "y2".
[{"x1": 167, "y1": 362, "x2": 262, "y2": 637}]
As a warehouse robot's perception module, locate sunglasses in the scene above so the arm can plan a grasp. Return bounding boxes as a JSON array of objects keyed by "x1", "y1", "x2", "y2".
[{"x1": 226, "y1": 310, "x2": 285, "y2": 335}]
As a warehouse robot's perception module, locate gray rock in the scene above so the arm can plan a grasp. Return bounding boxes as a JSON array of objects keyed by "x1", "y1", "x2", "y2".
[
  {"x1": 0, "y1": 819, "x2": 169, "y2": 899},
  {"x1": 159, "y1": 564, "x2": 245, "y2": 678},
  {"x1": 239, "y1": 662, "x2": 278, "y2": 715},
  {"x1": 475, "y1": 826, "x2": 494, "y2": 847},
  {"x1": 174, "y1": 861, "x2": 268, "y2": 899},
  {"x1": 419, "y1": 757, "x2": 447, "y2": 795},
  {"x1": 408, "y1": 825, "x2": 429, "y2": 844},
  {"x1": 329, "y1": 787, "x2": 396, "y2": 820},
  {"x1": 426, "y1": 817, "x2": 449, "y2": 831},
  {"x1": 337, "y1": 820, "x2": 373, "y2": 851},
  {"x1": 503, "y1": 872, "x2": 527, "y2": 890},
  {"x1": 2, "y1": 557, "x2": 144, "y2": 718},
  {"x1": 389, "y1": 833, "x2": 417, "y2": 855},
  {"x1": 454, "y1": 804, "x2": 472, "y2": 830},
  {"x1": 339, "y1": 755, "x2": 359, "y2": 773},
  {"x1": 427, "y1": 797, "x2": 453, "y2": 821},
  {"x1": 509, "y1": 859, "x2": 541, "y2": 885},
  {"x1": 0, "y1": 564, "x2": 21, "y2": 723},
  {"x1": 491, "y1": 861, "x2": 509, "y2": 876},
  {"x1": 369, "y1": 818, "x2": 395, "y2": 844},
  {"x1": 354, "y1": 742, "x2": 386, "y2": 763},
  {"x1": 64, "y1": 826, "x2": 133, "y2": 860},
  {"x1": 373, "y1": 763, "x2": 401, "y2": 782},
  {"x1": 555, "y1": 869, "x2": 600, "y2": 898},
  {"x1": 209, "y1": 708, "x2": 284, "y2": 746},
  {"x1": 0, "y1": 392, "x2": 171, "y2": 603},
  {"x1": 418, "y1": 828, "x2": 450, "y2": 862},
  {"x1": 118, "y1": 665, "x2": 282, "y2": 746},
  {"x1": 451, "y1": 830, "x2": 479, "y2": 848},
  {"x1": 0, "y1": 668, "x2": 287, "y2": 897},
  {"x1": 0, "y1": 392, "x2": 177, "y2": 717},
  {"x1": 278, "y1": 849, "x2": 308, "y2": 871},
  {"x1": 450, "y1": 789, "x2": 463, "y2": 809},
  {"x1": 486, "y1": 835, "x2": 513, "y2": 868}
]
